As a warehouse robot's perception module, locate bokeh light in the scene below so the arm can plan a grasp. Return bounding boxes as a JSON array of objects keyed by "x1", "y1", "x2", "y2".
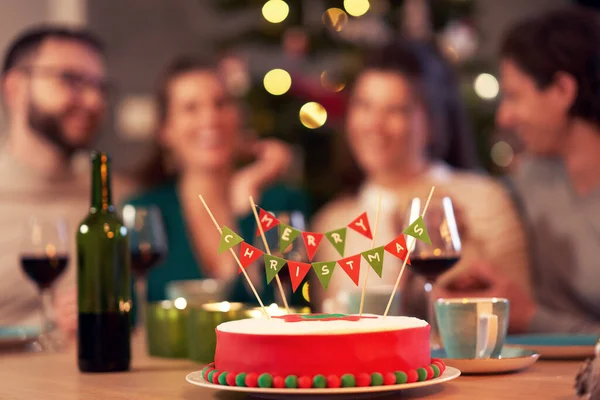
[
  {"x1": 320, "y1": 70, "x2": 345, "y2": 92},
  {"x1": 262, "y1": 0, "x2": 289, "y2": 24},
  {"x1": 302, "y1": 282, "x2": 310, "y2": 303},
  {"x1": 299, "y1": 102, "x2": 327, "y2": 129},
  {"x1": 263, "y1": 68, "x2": 292, "y2": 95},
  {"x1": 474, "y1": 73, "x2": 499, "y2": 100},
  {"x1": 491, "y1": 141, "x2": 514, "y2": 167},
  {"x1": 344, "y1": 0, "x2": 370, "y2": 17},
  {"x1": 322, "y1": 8, "x2": 348, "y2": 32}
]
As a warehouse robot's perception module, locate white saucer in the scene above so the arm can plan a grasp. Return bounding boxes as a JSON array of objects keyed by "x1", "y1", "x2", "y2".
[
  {"x1": 431, "y1": 346, "x2": 539, "y2": 374},
  {"x1": 185, "y1": 367, "x2": 460, "y2": 399}
]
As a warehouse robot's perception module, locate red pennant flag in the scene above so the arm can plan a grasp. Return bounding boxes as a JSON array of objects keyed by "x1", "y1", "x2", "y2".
[
  {"x1": 238, "y1": 242, "x2": 265, "y2": 274},
  {"x1": 337, "y1": 254, "x2": 362, "y2": 286},
  {"x1": 384, "y1": 234, "x2": 411, "y2": 265},
  {"x1": 255, "y1": 208, "x2": 280, "y2": 236},
  {"x1": 301, "y1": 232, "x2": 324, "y2": 261},
  {"x1": 348, "y1": 211, "x2": 373, "y2": 240},
  {"x1": 288, "y1": 261, "x2": 312, "y2": 292}
]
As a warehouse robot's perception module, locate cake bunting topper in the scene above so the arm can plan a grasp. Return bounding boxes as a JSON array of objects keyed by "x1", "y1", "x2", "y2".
[
  {"x1": 238, "y1": 242, "x2": 264, "y2": 273},
  {"x1": 301, "y1": 231, "x2": 324, "y2": 261},
  {"x1": 278, "y1": 223, "x2": 301, "y2": 254},
  {"x1": 361, "y1": 246, "x2": 385, "y2": 278},
  {"x1": 255, "y1": 207, "x2": 280, "y2": 236},
  {"x1": 312, "y1": 261, "x2": 337, "y2": 290},
  {"x1": 383, "y1": 186, "x2": 436, "y2": 318},
  {"x1": 198, "y1": 195, "x2": 270, "y2": 319},
  {"x1": 348, "y1": 211, "x2": 373, "y2": 240},
  {"x1": 218, "y1": 226, "x2": 244, "y2": 254},
  {"x1": 325, "y1": 227, "x2": 347, "y2": 257},
  {"x1": 250, "y1": 196, "x2": 291, "y2": 314},
  {"x1": 337, "y1": 254, "x2": 362, "y2": 286},
  {"x1": 288, "y1": 261, "x2": 312, "y2": 292}
]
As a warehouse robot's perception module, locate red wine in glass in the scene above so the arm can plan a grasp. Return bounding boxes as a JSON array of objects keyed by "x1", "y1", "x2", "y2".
[
  {"x1": 130, "y1": 249, "x2": 165, "y2": 277},
  {"x1": 409, "y1": 256, "x2": 460, "y2": 283},
  {"x1": 20, "y1": 255, "x2": 69, "y2": 289}
]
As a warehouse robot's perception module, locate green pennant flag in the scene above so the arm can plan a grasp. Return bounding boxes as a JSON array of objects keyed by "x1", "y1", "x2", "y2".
[
  {"x1": 278, "y1": 223, "x2": 301, "y2": 254},
  {"x1": 218, "y1": 226, "x2": 244, "y2": 254},
  {"x1": 264, "y1": 254, "x2": 287, "y2": 284},
  {"x1": 403, "y1": 216, "x2": 431, "y2": 244},
  {"x1": 325, "y1": 227, "x2": 347, "y2": 257},
  {"x1": 312, "y1": 261, "x2": 337, "y2": 290},
  {"x1": 361, "y1": 246, "x2": 385, "y2": 277}
]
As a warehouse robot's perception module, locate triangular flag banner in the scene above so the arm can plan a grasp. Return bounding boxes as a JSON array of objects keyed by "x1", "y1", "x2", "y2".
[
  {"x1": 264, "y1": 254, "x2": 287, "y2": 284},
  {"x1": 337, "y1": 254, "x2": 362, "y2": 286},
  {"x1": 312, "y1": 261, "x2": 337, "y2": 290},
  {"x1": 255, "y1": 208, "x2": 280, "y2": 236},
  {"x1": 361, "y1": 246, "x2": 385, "y2": 278},
  {"x1": 279, "y1": 223, "x2": 301, "y2": 254},
  {"x1": 348, "y1": 212, "x2": 373, "y2": 240},
  {"x1": 302, "y1": 232, "x2": 324, "y2": 261},
  {"x1": 238, "y1": 242, "x2": 264, "y2": 274},
  {"x1": 384, "y1": 234, "x2": 411, "y2": 265},
  {"x1": 218, "y1": 226, "x2": 244, "y2": 254},
  {"x1": 403, "y1": 216, "x2": 431, "y2": 244},
  {"x1": 288, "y1": 261, "x2": 312, "y2": 293},
  {"x1": 325, "y1": 227, "x2": 347, "y2": 257}
]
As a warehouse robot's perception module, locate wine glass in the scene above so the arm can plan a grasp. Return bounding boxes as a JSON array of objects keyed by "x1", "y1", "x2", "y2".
[
  {"x1": 121, "y1": 205, "x2": 168, "y2": 325},
  {"x1": 19, "y1": 216, "x2": 69, "y2": 351},
  {"x1": 254, "y1": 210, "x2": 309, "y2": 307},
  {"x1": 404, "y1": 196, "x2": 462, "y2": 350}
]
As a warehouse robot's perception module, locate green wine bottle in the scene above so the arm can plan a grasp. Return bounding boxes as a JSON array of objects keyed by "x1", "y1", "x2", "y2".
[{"x1": 77, "y1": 152, "x2": 131, "y2": 372}]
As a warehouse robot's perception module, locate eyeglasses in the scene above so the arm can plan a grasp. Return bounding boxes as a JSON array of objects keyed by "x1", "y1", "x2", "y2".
[{"x1": 18, "y1": 66, "x2": 112, "y2": 97}]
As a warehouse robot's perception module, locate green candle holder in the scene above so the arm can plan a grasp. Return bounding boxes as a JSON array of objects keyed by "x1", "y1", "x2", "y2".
[{"x1": 145, "y1": 299, "x2": 189, "y2": 358}]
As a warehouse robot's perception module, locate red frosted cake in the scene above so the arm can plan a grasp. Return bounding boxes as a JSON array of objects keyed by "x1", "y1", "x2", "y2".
[{"x1": 201, "y1": 314, "x2": 445, "y2": 389}]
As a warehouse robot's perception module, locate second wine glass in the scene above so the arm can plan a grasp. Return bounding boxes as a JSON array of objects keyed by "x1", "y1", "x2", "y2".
[{"x1": 404, "y1": 196, "x2": 462, "y2": 350}]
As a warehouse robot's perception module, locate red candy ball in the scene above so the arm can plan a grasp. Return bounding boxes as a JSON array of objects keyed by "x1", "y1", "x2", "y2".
[
  {"x1": 245, "y1": 373, "x2": 258, "y2": 387},
  {"x1": 356, "y1": 373, "x2": 371, "y2": 387},
  {"x1": 326, "y1": 375, "x2": 341, "y2": 388},
  {"x1": 226, "y1": 373, "x2": 237, "y2": 387},
  {"x1": 211, "y1": 371, "x2": 222, "y2": 384},
  {"x1": 273, "y1": 376, "x2": 285, "y2": 388},
  {"x1": 433, "y1": 361, "x2": 445, "y2": 374},
  {"x1": 298, "y1": 376, "x2": 312, "y2": 389},
  {"x1": 424, "y1": 366, "x2": 434, "y2": 380},
  {"x1": 384, "y1": 372, "x2": 396, "y2": 385},
  {"x1": 203, "y1": 367, "x2": 214, "y2": 381},
  {"x1": 407, "y1": 370, "x2": 418, "y2": 383}
]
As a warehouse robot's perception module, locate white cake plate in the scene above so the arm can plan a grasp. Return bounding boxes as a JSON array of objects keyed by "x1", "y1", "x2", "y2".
[{"x1": 185, "y1": 367, "x2": 460, "y2": 399}]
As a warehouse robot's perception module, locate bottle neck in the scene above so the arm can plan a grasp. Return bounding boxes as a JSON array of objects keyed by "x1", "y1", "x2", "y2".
[{"x1": 91, "y1": 152, "x2": 113, "y2": 212}]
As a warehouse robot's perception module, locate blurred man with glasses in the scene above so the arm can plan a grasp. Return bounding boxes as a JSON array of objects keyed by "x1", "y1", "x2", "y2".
[{"x1": 0, "y1": 26, "x2": 118, "y2": 335}]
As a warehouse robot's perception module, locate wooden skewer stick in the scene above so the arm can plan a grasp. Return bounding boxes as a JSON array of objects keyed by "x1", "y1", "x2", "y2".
[
  {"x1": 249, "y1": 196, "x2": 291, "y2": 314},
  {"x1": 358, "y1": 193, "x2": 383, "y2": 317},
  {"x1": 383, "y1": 186, "x2": 435, "y2": 318},
  {"x1": 198, "y1": 195, "x2": 270, "y2": 319}
]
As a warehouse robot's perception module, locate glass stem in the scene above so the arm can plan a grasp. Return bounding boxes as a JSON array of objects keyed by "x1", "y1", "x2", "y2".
[
  {"x1": 135, "y1": 277, "x2": 147, "y2": 329},
  {"x1": 425, "y1": 282, "x2": 441, "y2": 350},
  {"x1": 39, "y1": 288, "x2": 59, "y2": 350}
]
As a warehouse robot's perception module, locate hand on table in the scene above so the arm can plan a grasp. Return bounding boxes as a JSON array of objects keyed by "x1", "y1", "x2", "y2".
[
  {"x1": 231, "y1": 138, "x2": 293, "y2": 215},
  {"x1": 434, "y1": 260, "x2": 537, "y2": 333}
]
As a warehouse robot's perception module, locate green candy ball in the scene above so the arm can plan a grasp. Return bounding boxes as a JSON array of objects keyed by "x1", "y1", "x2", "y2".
[
  {"x1": 417, "y1": 368, "x2": 427, "y2": 382},
  {"x1": 258, "y1": 373, "x2": 273, "y2": 388},
  {"x1": 218, "y1": 372, "x2": 228, "y2": 385},
  {"x1": 395, "y1": 371, "x2": 408, "y2": 384},
  {"x1": 313, "y1": 374, "x2": 326, "y2": 388},
  {"x1": 235, "y1": 373, "x2": 247, "y2": 387},
  {"x1": 431, "y1": 364, "x2": 440, "y2": 378},
  {"x1": 371, "y1": 372, "x2": 384, "y2": 386},
  {"x1": 207, "y1": 370, "x2": 217, "y2": 382},
  {"x1": 341, "y1": 374, "x2": 356, "y2": 387},
  {"x1": 285, "y1": 375, "x2": 298, "y2": 388}
]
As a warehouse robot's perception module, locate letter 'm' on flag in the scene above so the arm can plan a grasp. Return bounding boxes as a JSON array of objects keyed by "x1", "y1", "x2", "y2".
[
  {"x1": 288, "y1": 261, "x2": 311, "y2": 293},
  {"x1": 337, "y1": 254, "x2": 362, "y2": 286},
  {"x1": 238, "y1": 242, "x2": 264, "y2": 274},
  {"x1": 325, "y1": 227, "x2": 347, "y2": 257},
  {"x1": 218, "y1": 226, "x2": 244, "y2": 254},
  {"x1": 403, "y1": 216, "x2": 431, "y2": 244},
  {"x1": 348, "y1": 212, "x2": 373, "y2": 239},
  {"x1": 361, "y1": 246, "x2": 385, "y2": 278},
  {"x1": 255, "y1": 208, "x2": 280, "y2": 236},
  {"x1": 264, "y1": 254, "x2": 287, "y2": 284}
]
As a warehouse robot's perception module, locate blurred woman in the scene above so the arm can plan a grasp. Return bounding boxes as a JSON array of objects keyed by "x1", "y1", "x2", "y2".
[
  {"x1": 312, "y1": 40, "x2": 531, "y2": 317},
  {"x1": 127, "y1": 56, "x2": 310, "y2": 305}
]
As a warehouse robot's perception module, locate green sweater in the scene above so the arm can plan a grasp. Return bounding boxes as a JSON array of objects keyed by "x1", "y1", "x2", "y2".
[{"x1": 125, "y1": 181, "x2": 311, "y2": 306}]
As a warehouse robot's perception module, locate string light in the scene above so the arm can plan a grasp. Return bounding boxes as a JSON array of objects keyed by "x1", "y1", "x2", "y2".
[
  {"x1": 344, "y1": 0, "x2": 370, "y2": 17},
  {"x1": 474, "y1": 73, "x2": 499, "y2": 100},
  {"x1": 320, "y1": 71, "x2": 345, "y2": 92},
  {"x1": 263, "y1": 69, "x2": 292, "y2": 95},
  {"x1": 322, "y1": 8, "x2": 348, "y2": 32},
  {"x1": 262, "y1": 0, "x2": 289, "y2": 24},
  {"x1": 299, "y1": 102, "x2": 327, "y2": 129},
  {"x1": 491, "y1": 141, "x2": 514, "y2": 167}
]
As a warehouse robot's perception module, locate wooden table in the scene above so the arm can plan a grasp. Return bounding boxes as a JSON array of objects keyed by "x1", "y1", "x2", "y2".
[{"x1": 0, "y1": 338, "x2": 583, "y2": 400}]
